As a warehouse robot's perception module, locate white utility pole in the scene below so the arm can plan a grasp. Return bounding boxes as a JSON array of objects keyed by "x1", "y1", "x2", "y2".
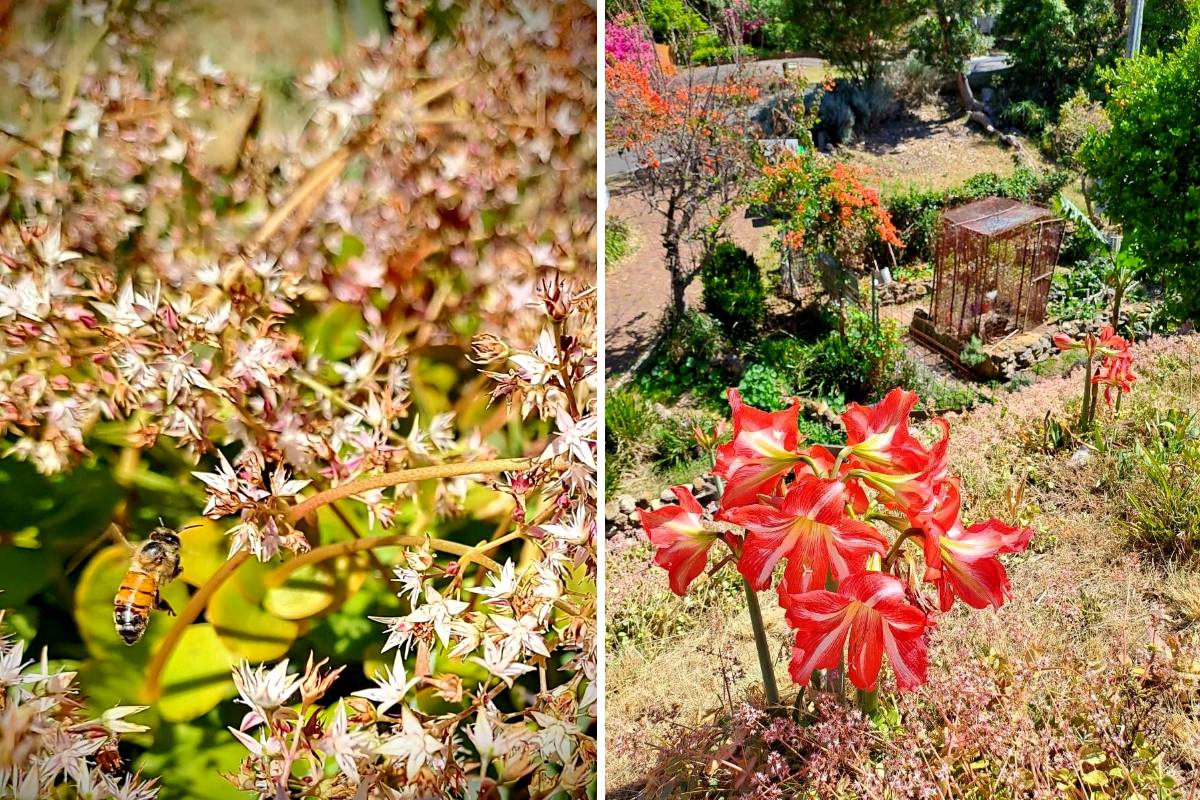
[{"x1": 1126, "y1": 0, "x2": 1145, "y2": 57}]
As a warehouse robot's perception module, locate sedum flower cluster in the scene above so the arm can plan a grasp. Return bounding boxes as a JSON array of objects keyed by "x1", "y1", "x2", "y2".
[
  {"x1": 226, "y1": 276, "x2": 597, "y2": 798},
  {"x1": 0, "y1": 0, "x2": 596, "y2": 561},
  {"x1": 0, "y1": 612, "x2": 159, "y2": 800}
]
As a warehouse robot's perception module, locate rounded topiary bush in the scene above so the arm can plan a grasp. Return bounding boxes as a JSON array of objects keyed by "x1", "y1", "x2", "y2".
[{"x1": 701, "y1": 242, "x2": 766, "y2": 342}]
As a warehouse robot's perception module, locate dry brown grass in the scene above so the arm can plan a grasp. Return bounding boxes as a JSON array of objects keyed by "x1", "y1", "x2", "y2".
[{"x1": 605, "y1": 334, "x2": 1200, "y2": 796}]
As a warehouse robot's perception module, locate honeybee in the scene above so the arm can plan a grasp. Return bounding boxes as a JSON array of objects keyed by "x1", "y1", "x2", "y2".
[{"x1": 112, "y1": 526, "x2": 183, "y2": 645}]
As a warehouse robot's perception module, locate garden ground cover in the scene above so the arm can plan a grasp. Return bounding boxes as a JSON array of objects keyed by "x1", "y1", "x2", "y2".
[{"x1": 604, "y1": 333, "x2": 1200, "y2": 795}]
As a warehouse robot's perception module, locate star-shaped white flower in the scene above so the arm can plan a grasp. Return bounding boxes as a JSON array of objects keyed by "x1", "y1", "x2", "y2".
[
  {"x1": 375, "y1": 707, "x2": 444, "y2": 781},
  {"x1": 350, "y1": 651, "x2": 419, "y2": 716}
]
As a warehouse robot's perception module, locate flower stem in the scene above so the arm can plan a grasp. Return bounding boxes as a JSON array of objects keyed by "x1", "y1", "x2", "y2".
[
  {"x1": 1079, "y1": 353, "x2": 1093, "y2": 431},
  {"x1": 743, "y1": 578, "x2": 780, "y2": 707},
  {"x1": 264, "y1": 534, "x2": 502, "y2": 588},
  {"x1": 287, "y1": 458, "x2": 531, "y2": 522},
  {"x1": 147, "y1": 457, "x2": 527, "y2": 700},
  {"x1": 857, "y1": 687, "x2": 879, "y2": 715}
]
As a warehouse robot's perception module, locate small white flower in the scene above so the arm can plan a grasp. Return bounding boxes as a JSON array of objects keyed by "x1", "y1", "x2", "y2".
[
  {"x1": 375, "y1": 707, "x2": 444, "y2": 781},
  {"x1": 531, "y1": 711, "x2": 579, "y2": 764},
  {"x1": 317, "y1": 702, "x2": 371, "y2": 784},
  {"x1": 96, "y1": 705, "x2": 151, "y2": 735},
  {"x1": 232, "y1": 659, "x2": 300, "y2": 716},
  {"x1": 350, "y1": 651, "x2": 418, "y2": 716},
  {"x1": 470, "y1": 636, "x2": 534, "y2": 687},
  {"x1": 408, "y1": 587, "x2": 469, "y2": 649},
  {"x1": 468, "y1": 559, "x2": 518, "y2": 604},
  {"x1": 491, "y1": 613, "x2": 550, "y2": 658},
  {"x1": 540, "y1": 506, "x2": 591, "y2": 546}
]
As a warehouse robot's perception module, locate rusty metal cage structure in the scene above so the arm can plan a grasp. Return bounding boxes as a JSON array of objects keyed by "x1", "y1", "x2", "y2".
[{"x1": 929, "y1": 198, "x2": 1066, "y2": 343}]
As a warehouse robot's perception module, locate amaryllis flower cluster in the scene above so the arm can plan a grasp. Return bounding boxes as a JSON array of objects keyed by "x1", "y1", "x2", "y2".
[
  {"x1": 0, "y1": 612, "x2": 160, "y2": 800},
  {"x1": 1054, "y1": 324, "x2": 1137, "y2": 406},
  {"x1": 639, "y1": 387, "x2": 1034, "y2": 693}
]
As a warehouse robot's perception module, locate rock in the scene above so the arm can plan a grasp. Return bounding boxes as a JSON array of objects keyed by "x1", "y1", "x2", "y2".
[
  {"x1": 692, "y1": 476, "x2": 707, "y2": 491},
  {"x1": 604, "y1": 500, "x2": 620, "y2": 522},
  {"x1": 1067, "y1": 446, "x2": 1093, "y2": 469},
  {"x1": 660, "y1": 488, "x2": 678, "y2": 504},
  {"x1": 613, "y1": 512, "x2": 630, "y2": 529},
  {"x1": 617, "y1": 495, "x2": 636, "y2": 515},
  {"x1": 634, "y1": 496, "x2": 651, "y2": 510},
  {"x1": 890, "y1": 144, "x2": 907, "y2": 154},
  {"x1": 649, "y1": 499, "x2": 664, "y2": 510}
]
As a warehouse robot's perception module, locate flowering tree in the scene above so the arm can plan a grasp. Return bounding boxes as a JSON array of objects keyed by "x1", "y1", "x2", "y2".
[
  {"x1": 639, "y1": 387, "x2": 1033, "y2": 708},
  {"x1": 607, "y1": 52, "x2": 760, "y2": 319},
  {"x1": 0, "y1": 0, "x2": 596, "y2": 796},
  {"x1": 606, "y1": 12, "x2": 661, "y2": 75},
  {"x1": 752, "y1": 152, "x2": 903, "y2": 274}
]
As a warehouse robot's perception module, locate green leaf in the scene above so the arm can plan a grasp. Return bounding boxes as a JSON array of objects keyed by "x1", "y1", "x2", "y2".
[
  {"x1": 157, "y1": 623, "x2": 237, "y2": 723},
  {"x1": 263, "y1": 556, "x2": 366, "y2": 620},
  {"x1": 178, "y1": 518, "x2": 227, "y2": 588},
  {"x1": 303, "y1": 302, "x2": 366, "y2": 362},
  {"x1": 0, "y1": 546, "x2": 56, "y2": 606},
  {"x1": 208, "y1": 564, "x2": 301, "y2": 661}
]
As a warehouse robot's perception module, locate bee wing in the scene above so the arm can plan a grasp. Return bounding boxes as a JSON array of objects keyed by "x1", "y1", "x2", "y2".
[{"x1": 66, "y1": 523, "x2": 132, "y2": 575}]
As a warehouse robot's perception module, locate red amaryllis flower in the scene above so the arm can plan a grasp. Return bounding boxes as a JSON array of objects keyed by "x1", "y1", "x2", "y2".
[
  {"x1": 1093, "y1": 351, "x2": 1136, "y2": 404},
  {"x1": 727, "y1": 476, "x2": 888, "y2": 592},
  {"x1": 714, "y1": 388, "x2": 804, "y2": 511},
  {"x1": 637, "y1": 486, "x2": 719, "y2": 596},
  {"x1": 840, "y1": 388, "x2": 928, "y2": 473},
  {"x1": 1054, "y1": 324, "x2": 1130, "y2": 359},
  {"x1": 918, "y1": 480, "x2": 1034, "y2": 611},
  {"x1": 783, "y1": 572, "x2": 930, "y2": 691}
]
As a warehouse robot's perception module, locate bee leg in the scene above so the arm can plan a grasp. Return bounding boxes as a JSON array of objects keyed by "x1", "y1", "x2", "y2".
[{"x1": 155, "y1": 596, "x2": 177, "y2": 616}]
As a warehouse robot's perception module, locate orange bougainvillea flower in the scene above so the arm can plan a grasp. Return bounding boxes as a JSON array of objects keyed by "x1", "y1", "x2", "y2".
[
  {"x1": 782, "y1": 572, "x2": 931, "y2": 691},
  {"x1": 713, "y1": 388, "x2": 805, "y2": 512},
  {"x1": 637, "y1": 486, "x2": 720, "y2": 596}
]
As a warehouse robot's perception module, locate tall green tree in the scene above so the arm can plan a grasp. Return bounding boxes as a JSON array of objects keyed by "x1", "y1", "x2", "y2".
[
  {"x1": 993, "y1": 0, "x2": 1123, "y2": 107},
  {"x1": 788, "y1": 0, "x2": 928, "y2": 80},
  {"x1": 1081, "y1": 30, "x2": 1200, "y2": 321},
  {"x1": 910, "y1": 0, "x2": 995, "y2": 109}
]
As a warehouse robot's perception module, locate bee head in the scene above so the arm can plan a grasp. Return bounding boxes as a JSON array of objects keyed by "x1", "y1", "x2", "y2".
[{"x1": 149, "y1": 527, "x2": 180, "y2": 548}]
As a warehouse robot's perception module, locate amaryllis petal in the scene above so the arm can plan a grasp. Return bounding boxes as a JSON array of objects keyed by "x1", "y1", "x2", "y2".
[
  {"x1": 840, "y1": 388, "x2": 928, "y2": 473},
  {"x1": 784, "y1": 572, "x2": 929, "y2": 691},
  {"x1": 917, "y1": 481, "x2": 1034, "y2": 611},
  {"x1": 714, "y1": 388, "x2": 804, "y2": 512},
  {"x1": 637, "y1": 486, "x2": 718, "y2": 596},
  {"x1": 727, "y1": 476, "x2": 887, "y2": 590}
]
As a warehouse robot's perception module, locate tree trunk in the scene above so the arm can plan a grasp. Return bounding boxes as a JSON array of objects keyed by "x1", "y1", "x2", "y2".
[{"x1": 664, "y1": 238, "x2": 687, "y2": 320}]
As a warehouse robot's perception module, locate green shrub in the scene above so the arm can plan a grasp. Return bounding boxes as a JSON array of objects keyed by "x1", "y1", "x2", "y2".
[
  {"x1": 606, "y1": 387, "x2": 657, "y2": 455},
  {"x1": 997, "y1": 99, "x2": 1053, "y2": 137},
  {"x1": 605, "y1": 215, "x2": 631, "y2": 267},
  {"x1": 690, "y1": 34, "x2": 755, "y2": 65},
  {"x1": 800, "y1": 308, "x2": 905, "y2": 402},
  {"x1": 636, "y1": 309, "x2": 728, "y2": 403},
  {"x1": 737, "y1": 363, "x2": 793, "y2": 410},
  {"x1": 1045, "y1": 90, "x2": 1109, "y2": 166},
  {"x1": 797, "y1": 415, "x2": 844, "y2": 445},
  {"x1": 1082, "y1": 33, "x2": 1200, "y2": 323},
  {"x1": 994, "y1": 0, "x2": 1121, "y2": 108},
  {"x1": 645, "y1": 0, "x2": 706, "y2": 43},
  {"x1": 700, "y1": 243, "x2": 766, "y2": 341},
  {"x1": 751, "y1": 335, "x2": 810, "y2": 375}
]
